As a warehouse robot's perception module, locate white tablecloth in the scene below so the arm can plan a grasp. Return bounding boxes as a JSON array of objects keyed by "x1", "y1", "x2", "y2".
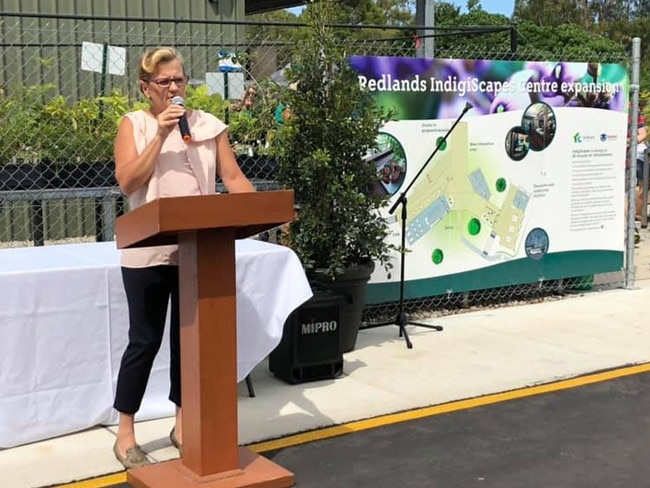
[{"x1": 0, "y1": 240, "x2": 311, "y2": 448}]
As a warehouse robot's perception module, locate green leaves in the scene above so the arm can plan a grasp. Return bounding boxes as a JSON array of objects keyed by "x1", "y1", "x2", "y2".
[
  {"x1": 185, "y1": 84, "x2": 227, "y2": 119},
  {"x1": 0, "y1": 85, "x2": 127, "y2": 165}
]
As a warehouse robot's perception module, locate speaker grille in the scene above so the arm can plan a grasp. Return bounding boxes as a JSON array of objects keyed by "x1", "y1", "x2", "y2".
[{"x1": 270, "y1": 291, "x2": 344, "y2": 384}]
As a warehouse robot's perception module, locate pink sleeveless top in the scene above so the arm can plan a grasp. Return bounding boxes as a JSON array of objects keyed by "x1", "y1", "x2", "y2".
[{"x1": 120, "y1": 109, "x2": 227, "y2": 268}]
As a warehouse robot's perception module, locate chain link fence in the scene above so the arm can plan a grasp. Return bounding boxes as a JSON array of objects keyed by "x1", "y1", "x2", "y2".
[{"x1": 0, "y1": 12, "x2": 635, "y2": 319}]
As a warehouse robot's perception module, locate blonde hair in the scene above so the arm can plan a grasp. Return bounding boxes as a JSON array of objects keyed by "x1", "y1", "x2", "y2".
[{"x1": 138, "y1": 47, "x2": 184, "y2": 81}]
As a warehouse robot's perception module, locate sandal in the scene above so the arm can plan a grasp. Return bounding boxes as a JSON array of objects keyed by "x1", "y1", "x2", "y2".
[
  {"x1": 170, "y1": 427, "x2": 183, "y2": 456},
  {"x1": 113, "y1": 442, "x2": 151, "y2": 469}
]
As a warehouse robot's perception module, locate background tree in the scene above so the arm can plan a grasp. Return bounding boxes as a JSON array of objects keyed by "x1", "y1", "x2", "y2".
[
  {"x1": 324, "y1": 0, "x2": 414, "y2": 25},
  {"x1": 466, "y1": 0, "x2": 482, "y2": 12},
  {"x1": 513, "y1": 0, "x2": 591, "y2": 27},
  {"x1": 247, "y1": 8, "x2": 299, "y2": 40}
]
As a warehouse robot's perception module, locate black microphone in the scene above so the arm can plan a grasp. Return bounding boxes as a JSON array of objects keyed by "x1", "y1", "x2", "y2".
[{"x1": 171, "y1": 96, "x2": 192, "y2": 142}]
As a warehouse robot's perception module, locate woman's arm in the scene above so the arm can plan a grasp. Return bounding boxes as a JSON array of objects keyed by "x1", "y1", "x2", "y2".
[
  {"x1": 216, "y1": 130, "x2": 256, "y2": 193},
  {"x1": 114, "y1": 117, "x2": 163, "y2": 195}
]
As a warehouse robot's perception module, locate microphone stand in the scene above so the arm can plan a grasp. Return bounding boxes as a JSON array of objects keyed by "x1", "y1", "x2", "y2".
[{"x1": 364, "y1": 102, "x2": 473, "y2": 349}]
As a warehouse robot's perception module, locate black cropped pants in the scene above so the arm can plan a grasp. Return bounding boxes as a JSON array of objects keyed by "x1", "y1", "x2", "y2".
[{"x1": 113, "y1": 265, "x2": 181, "y2": 414}]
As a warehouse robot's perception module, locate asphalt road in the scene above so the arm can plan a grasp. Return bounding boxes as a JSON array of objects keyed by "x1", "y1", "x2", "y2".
[{"x1": 109, "y1": 369, "x2": 650, "y2": 488}]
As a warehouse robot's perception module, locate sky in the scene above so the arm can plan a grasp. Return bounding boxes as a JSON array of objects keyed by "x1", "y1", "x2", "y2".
[
  {"x1": 449, "y1": 0, "x2": 515, "y2": 17},
  {"x1": 288, "y1": 1, "x2": 517, "y2": 18}
]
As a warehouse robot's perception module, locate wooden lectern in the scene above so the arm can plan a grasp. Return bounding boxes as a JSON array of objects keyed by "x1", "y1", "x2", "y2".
[{"x1": 115, "y1": 190, "x2": 296, "y2": 488}]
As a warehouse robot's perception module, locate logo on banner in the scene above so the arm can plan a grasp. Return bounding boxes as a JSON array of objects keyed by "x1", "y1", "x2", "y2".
[
  {"x1": 600, "y1": 133, "x2": 618, "y2": 142},
  {"x1": 573, "y1": 132, "x2": 596, "y2": 144}
]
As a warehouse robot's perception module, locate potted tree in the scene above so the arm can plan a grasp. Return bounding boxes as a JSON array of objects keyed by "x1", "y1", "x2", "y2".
[{"x1": 269, "y1": 2, "x2": 395, "y2": 352}]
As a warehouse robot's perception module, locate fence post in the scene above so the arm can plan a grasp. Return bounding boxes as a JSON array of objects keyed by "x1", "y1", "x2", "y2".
[
  {"x1": 509, "y1": 25, "x2": 517, "y2": 55},
  {"x1": 626, "y1": 37, "x2": 641, "y2": 289},
  {"x1": 642, "y1": 144, "x2": 649, "y2": 229},
  {"x1": 100, "y1": 194, "x2": 117, "y2": 242},
  {"x1": 415, "y1": 0, "x2": 434, "y2": 58},
  {"x1": 31, "y1": 200, "x2": 44, "y2": 246}
]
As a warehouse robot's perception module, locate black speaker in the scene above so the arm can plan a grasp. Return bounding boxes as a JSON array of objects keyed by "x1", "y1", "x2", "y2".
[{"x1": 269, "y1": 287, "x2": 344, "y2": 384}]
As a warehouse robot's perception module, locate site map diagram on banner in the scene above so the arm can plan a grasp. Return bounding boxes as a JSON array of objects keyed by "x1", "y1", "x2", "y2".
[{"x1": 349, "y1": 57, "x2": 630, "y2": 303}]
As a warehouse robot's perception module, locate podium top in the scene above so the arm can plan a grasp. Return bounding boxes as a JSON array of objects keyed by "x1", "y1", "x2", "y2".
[{"x1": 115, "y1": 190, "x2": 294, "y2": 249}]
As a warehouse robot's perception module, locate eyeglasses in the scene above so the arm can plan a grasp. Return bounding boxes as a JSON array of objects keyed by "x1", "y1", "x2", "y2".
[{"x1": 148, "y1": 76, "x2": 188, "y2": 88}]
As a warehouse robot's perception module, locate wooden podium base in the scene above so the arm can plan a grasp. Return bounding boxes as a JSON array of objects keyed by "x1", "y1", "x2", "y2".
[{"x1": 127, "y1": 448, "x2": 295, "y2": 488}]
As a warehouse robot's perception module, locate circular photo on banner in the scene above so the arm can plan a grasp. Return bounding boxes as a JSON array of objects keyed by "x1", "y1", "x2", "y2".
[
  {"x1": 368, "y1": 133, "x2": 407, "y2": 198},
  {"x1": 521, "y1": 102, "x2": 557, "y2": 151},
  {"x1": 505, "y1": 126, "x2": 530, "y2": 161},
  {"x1": 524, "y1": 227, "x2": 550, "y2": 260}
]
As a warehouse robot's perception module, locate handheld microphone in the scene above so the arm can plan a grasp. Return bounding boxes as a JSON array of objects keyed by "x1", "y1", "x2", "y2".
[{"x1": 171, "y1": 96, "x2": 192, "y2": 142}]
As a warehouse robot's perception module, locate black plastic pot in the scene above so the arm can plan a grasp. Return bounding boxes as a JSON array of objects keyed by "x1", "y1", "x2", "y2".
[
  {"x1": 309, "y1": 261, "x2": 375, "y2": 353},
  {"x1": 53, "y1": 161, "x2": 117, "y2": 188},
  {"x1": 0, "y1": 161, "x2": 117, "y2": 190},
  {"x1": 0, "y1": 162, "x2": 56, "y2": 191}
]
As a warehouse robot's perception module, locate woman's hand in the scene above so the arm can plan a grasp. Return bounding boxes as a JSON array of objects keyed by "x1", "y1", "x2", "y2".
[{"x1": 155, "y1": 103, "x2": 186, "y2": 139}]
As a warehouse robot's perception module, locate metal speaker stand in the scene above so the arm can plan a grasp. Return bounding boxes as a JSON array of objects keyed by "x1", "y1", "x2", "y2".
[{"x1": 364, "y1": 102, "x2": 473, "y2": 349}]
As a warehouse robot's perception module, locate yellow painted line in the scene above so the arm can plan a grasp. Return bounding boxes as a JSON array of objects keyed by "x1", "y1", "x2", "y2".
[
  {"x1": 56, "y1": 362, "x2": 650, "y2": 488},
  {"x1": 250, "y1": 362, "x2": 650, "y2": 453},
  {"x1": 53, "y1": 472, "x2": 126, "y2": 488}
]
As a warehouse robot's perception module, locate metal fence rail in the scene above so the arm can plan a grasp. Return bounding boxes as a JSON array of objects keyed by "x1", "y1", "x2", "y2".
[{"x1": 0, "y1": 12, "x2": 636, "y2": 318}]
